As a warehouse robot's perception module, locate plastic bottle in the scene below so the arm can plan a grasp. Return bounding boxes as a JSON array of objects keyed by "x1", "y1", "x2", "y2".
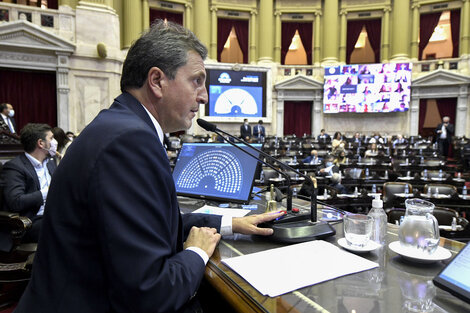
[
  {"x1": 353, "y1": 186, "x2": 358, "y2": 197},
  {"x1": 368, "y1": 195, "x2": 387, "y2": 244},
  {"x1": 423, "y1": 169, "x2": 428, "y2": 179},
  {"x1": 260, "y1": 170, "x2": 265, "y2": 183},
  {"x1": 439, "y1": 169, "x2": 443, "y2": 178},
  {"x1": 404, "y1": 184, "x2": 409, "y2": 195},
  {"x1": 323, "y1": 188, "x2": 328, "y2": 198},
  {"x1": 365, "y1": 168, "x2": 370, "y2": 177},
  {"x1": 463, "y1": 185, "x2": 468, "y2": 196},
  {"x1": 292, "y1": 187, "x2": 298, "y2": 198},
  {"x1": 372, "y1": 184, "x2": 377, "y2": 193}
]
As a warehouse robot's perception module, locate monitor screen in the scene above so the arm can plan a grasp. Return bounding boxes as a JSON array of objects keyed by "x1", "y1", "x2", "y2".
[
  {"x1": 323, "y1": 63, "x2": 412, "y2": 113},
  {"x1": 172, "y1": 143, "x2": 262, "y2": 203},
  {"x1": 204, "y1": 68, "x2": 267, "y2": 118}
]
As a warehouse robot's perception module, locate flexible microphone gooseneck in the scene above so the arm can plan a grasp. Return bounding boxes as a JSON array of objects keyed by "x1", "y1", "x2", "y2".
[{"x1": 197, "y1": 119, "x2": 335, "y2": 243}]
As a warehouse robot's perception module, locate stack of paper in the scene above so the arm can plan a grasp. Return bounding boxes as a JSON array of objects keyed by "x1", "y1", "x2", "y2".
[{"x1": 222, "y1": 240, "x2": 378, "y2": 297}]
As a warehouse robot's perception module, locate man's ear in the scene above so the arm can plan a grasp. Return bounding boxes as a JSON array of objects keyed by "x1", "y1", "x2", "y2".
[{"x1": 148, "y1": 67, "x2": 165, "y2": 99}]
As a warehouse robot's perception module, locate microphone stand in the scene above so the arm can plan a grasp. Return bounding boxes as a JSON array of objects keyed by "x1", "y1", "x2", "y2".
[{"x1": 197, "y1": 119, "x2": 335, "y2": 243}]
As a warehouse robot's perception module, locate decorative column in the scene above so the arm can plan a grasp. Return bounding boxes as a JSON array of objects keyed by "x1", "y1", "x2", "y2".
[
  {"x1": 276, "y1": 99, "x2": 284, "y2": 136},
  {"x1": 274, "y1": 11, "x2": 281, "y2": 63},
  {"x1": 461, "y1": 0, "x2": 470, "y2": 56},
  {"x1": 56, "y1": 53, "x2": 71, "y2": 131},
  {"x1": 456, "y1": 86, "x2": 469, "y2": 136},
  {"x1": 312, "y1": 90, "x2": 323, "y2": 136},
  {"x1": 193, "y1": 0, "x2": 210, "y2": 51},
  {"x1": 122, "y1": 0, "x2": 143, "y2": 48},
  {"x1": 258, "y1": 0, "x2": 274, "y2": 63},
  {"x1": 59, "y1": 0, "x2": 78, "y2": 8},
  {"x1": 142, "y1": 0, "x2": 149, "y2": 29},
  {"x1": 409, "y1": 89, "x2": 420, "y2": 136},
  {"x1": 185, "y1": 3, "x2": 192, "y2": 30},
  {"x1": 210, "y1": 6, "x2": 218, "y2": 60},
  {"x1": 381, "y1": 6, "x2": 391, "y2": 62},
  {"x1": 250, "y1": 9, "x2": 258, "y2": 63},
  {"x1": 339, "y1": 9, "x2": 347, "y2": 63},
  {"x1": 321, "y1": 0, "x2": 339, "y2": 64},
  {"x1": 391, "y1": 0, "x2": 410, "y2": 60},
  {"x1": 313, "y1": 11, "x2": 321, "y2": 66},
  {"x1": 410, "y1": 1, "x2": 420, "y2": 60}
]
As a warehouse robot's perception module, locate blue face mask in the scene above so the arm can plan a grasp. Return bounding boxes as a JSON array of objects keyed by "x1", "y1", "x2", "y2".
[{"x1": 326, "y1": 162, "x2": 333, "y2": 167}]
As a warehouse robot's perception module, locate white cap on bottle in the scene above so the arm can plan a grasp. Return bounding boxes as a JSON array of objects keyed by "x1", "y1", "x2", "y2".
[{"x1": 372, "y1": 194, "x2": 383, "y2": 208}]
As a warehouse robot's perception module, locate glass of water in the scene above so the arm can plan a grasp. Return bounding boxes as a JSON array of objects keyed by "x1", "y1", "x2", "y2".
[{"x1": 344, "y1": 214, "x2": 373, "y2": 247}]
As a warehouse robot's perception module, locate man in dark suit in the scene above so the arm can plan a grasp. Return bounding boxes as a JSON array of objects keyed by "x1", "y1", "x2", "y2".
[
  {"x1": 14, "y1": 20, "x2": 283, "y2": 313},
  {"x1": 317, "y1": 155, "x2": 340, "y2": 177},
  {"x1": 317, "y1": 128, "x2": 330, "y2": 142},
  {"x1": 0, "y1": 102, "x2": 16, "y2": 134},
  {"x1": 240, "y1": 118, "x2": 251, "y2": 141},
  {"x1": 435, "y1": 116, "x2": 454, "y2": 157},
  {"x1": 252, "y1": 119, "x2": 265, "y2": 142},
  {"x1": 2, "y1": 123, "x2": 57, "y2": 243}
]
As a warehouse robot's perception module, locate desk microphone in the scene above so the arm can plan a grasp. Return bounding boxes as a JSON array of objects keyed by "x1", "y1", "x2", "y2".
[{"x1": 197, "y1": 118, "x2": 336, "y2": 243}]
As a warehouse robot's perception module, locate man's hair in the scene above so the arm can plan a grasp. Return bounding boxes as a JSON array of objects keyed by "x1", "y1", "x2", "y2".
[
  {"x1": 20, "y1": 123, "x2": 52, "y2": 153},
  {"x1": 258, "y1": 120, "x2": 263, "y2": 124},
  {"x1": 120, "y1": 20, "x2": 208, "y2": 92},
  {"x1": 331, "y1": 173, "x2": 341, "y2": 184},
  {"x1": 0, "y1": 103, "x2": 8, "y2": 113}
]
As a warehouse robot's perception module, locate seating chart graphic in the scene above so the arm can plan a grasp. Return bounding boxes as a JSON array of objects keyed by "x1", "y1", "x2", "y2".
[{"x1": 176, "y1": 149, "x2": 243, "y2": 195}]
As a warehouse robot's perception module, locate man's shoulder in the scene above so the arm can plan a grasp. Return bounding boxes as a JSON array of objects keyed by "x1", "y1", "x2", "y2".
[{"x1": 3, "y1": 154, "x2": 26, "y2": 168}]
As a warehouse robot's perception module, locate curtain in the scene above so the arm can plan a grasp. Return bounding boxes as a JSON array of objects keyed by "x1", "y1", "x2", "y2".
[
  {"x1": 281, "y1": 22, "x2": 299, "y2": 65},
  {"x1": 450, "y1": 9, "x2": 461, "y2": 58},
  {"x1": 48, "y1": 0, "x2": 58, "y2": 9},
  {"x1": 419, "y1": 12, "x2": 442, "y2": 60},
  {"x1": 364, "y1": 19, "x2": 381, "y2": 63},
  {"x1": 283, "y1": 101, "x2": 312, "y2": 137},
  {"x1": 346, "y1": 20, "x2": 365, "y2": 64},
  {"x1": 149, "y1": 9, "x2": 183, "y2": 26},
  {"x1": 435, "y1": 98, "x2": 457, "y2": 123},
  {"x1": 0, "y1": 69, "x2": 57, "y2": 131},
  {"x1": 232, "y1": 19, "x2": 249, "y2": 64},
  {"x1": 217, "y1": 18, "x2": 249, "y2": 63},
  {"x1": 297, "y1": 22, "x2": 313, "y2": 64}
]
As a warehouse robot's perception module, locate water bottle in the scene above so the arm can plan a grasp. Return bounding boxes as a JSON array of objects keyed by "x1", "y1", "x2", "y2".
[
  {"x1": 404, "y1": 184, "x2": 409, "y2": 195},
  {"x1": 353, "y1": 186, "x2": 358, "y2": 197},
  {"x1": 292, "y1": 187, "x2": 298, "y2": 198},
  {"x1": 260, "y1": 170, "x2": 265, "y2": 183},
  {"x1": 434, "y1": 187, "x2": 440, "y2": 197},
  {"x1": 372, "y1": 184, "x2": 377, "y2": 193},
  {"x1": 439, "y1": 169, "x2": 443, "y2": 178},
  {"x1": 384, "y1": 170, "x2": 389, "y2": 179},
  {"x1": 427, "y1": 187, "x2": 432, "y2": 197},
  {"x1": 407, "y1": 171, "x2": 411, "y2": 177},
  {"x1": 358, "y1": 155, "x2": 362, "y2": 163},
  {"x1": 323, "y1": 188, "x2": 328, "y2": 198},
  {"x1": 451, "y1": 217, "x2": 457, "y2": 231},
  {"x1": 405, "y1": 158, "x2": 409, "y2": 165},
  {"x1": 458, "y1": 172, "x2": 462, "y2": 179},
  {"x1": 403, "y1": 149, "x2": 406, "y2": 157},
  {"x1": 293, "y1": 155, "x2": 297, "y2": 163},
  {"x1": 463, "y1": 185, "x2": 467, "y2": 196},
  {"x1": 368, "y1": 195, "x2": 387, "y2": 244},
  {"x1": 420, "y1": 156, "x2": 424, "y2": 164},
  {"x1": 295, "y1": 173, "x2": 299, "y2": 180},
  {"x1": 365, "y1": 168, "x2": 370, "y2": 177},
  {"x1": 423, "y1": 169, "x2": 428, "y2": 179}
]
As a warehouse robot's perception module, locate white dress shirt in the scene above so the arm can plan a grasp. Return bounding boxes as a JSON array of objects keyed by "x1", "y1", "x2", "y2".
[
  {"x1": 24, "y1": 152, "x2": 51, "y2": 216},
  {"x1": 140, "y1": 104, "x2": 232, "y2": 265}
]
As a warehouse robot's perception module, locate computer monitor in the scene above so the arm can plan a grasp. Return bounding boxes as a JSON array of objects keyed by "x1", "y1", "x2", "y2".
[{"x1": 172, "y1": 142, "x2": 262, "y2": 204}]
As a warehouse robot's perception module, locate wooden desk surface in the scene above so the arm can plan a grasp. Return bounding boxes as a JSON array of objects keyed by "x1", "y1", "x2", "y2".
[{"x1": 197, "y1": 199, "x2": 470, "y2": 313}]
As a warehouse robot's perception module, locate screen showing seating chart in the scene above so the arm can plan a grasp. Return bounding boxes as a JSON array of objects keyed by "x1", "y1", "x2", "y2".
[
  {"x1": 172, "y1": 143, "x2": 262, "y2": 203},
  {"x1": 436, "y1": 243, "x2": 470, "y2": 293},
  {"x1": 205, "y1": 69, "x2": 267, "y2": 118}
]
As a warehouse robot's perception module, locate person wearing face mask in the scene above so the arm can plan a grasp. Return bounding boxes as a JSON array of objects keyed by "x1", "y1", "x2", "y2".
[
  {"x1": 317, "y1": 155, "x2": 340, "y2": 177},
  {"x1": 0, "y1": 102, "x2": 17, "y2": 134},
  {"x1": 2, "y1": 123, "x2": 57, "y2": 243},
  {"x1": 240, "y1": 118, "x2": 252, "y2": 141}
]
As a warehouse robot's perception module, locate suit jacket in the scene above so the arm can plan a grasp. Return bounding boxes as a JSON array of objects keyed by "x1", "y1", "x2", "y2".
[
  {"x1": 435, "y1": 122, "x2": 454, "y2": 142},
  {"x1": 252, "y1": 124, "x2": 265, "y2": 138},
  {"x1": 240, "y1": 124, "x2": 251, "y2": 139},
  {"x1": 15, "y1": 93, "x2": 222, "y2": 313},
  {"x1": 2, "y1": 153, "x2": 56, "y2": 219}
]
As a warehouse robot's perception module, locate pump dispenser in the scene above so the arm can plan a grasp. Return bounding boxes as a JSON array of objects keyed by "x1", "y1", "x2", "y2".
[{"x1": 368, "y1": 194, "x2": 387, "y2": 244}]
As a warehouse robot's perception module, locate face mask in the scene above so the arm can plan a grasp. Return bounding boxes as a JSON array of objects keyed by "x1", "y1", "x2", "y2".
[
  {"x1": 8, "y1": 110, "x2": 14, "y2": 117},
  {"x1": 43, "y1": 138, "x2": 58, "y2": 157},
  {"x1": 326, "y1": 162, "x2": 333, "y2": 167},
  {"x1": 67, "y1": 135, "x2": 74, "y2": 141}
]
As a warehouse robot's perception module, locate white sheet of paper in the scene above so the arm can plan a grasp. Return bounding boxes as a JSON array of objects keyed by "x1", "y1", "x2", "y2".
[
  {"x1": 192, "y1": 205, "x2": 250, "y2": 218},
  {"x1": 222, "y1": 240, "x2": 378, "y2": 297}
]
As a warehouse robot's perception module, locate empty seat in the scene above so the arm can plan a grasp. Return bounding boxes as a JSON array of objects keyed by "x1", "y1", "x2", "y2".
[
  {"x1": 423, "y1": 184, "x2": 458, "y2": 197},
  {"x1": 383, "y1": 182, "x2": 413, "y2": 204}
]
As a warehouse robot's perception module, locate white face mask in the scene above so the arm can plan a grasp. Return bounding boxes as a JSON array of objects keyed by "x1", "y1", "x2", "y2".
[
  {"x1": 43, "y1": 138, "x2": 58, "y2": 157},
  {"x1": 8, "y1": 110, "x2": 14, "y2": 117}
]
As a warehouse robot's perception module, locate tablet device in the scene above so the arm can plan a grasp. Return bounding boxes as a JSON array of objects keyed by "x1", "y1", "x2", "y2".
[{"x1": 433, "y1": 243, "x2": 470, "y2": 304}]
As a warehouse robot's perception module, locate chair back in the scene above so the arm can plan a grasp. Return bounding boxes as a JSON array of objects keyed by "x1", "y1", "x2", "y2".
[
  {"x1": 423, "y1": 184, "x2": 458, "y2": 197},
  {"x1": 343, "y1": 168, "x2": 363, "y2": 179},
  {"x1": 383, "y1": 182, "x2": 413, "y2": 203}
]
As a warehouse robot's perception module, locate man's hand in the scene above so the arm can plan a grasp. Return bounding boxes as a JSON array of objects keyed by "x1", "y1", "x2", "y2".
[
  {"x1": 184, "y1": 227, "x2": 221, "y2": 257},
  {"x1": 232, "y1": 211, "x2": 286, "y2": 236}
]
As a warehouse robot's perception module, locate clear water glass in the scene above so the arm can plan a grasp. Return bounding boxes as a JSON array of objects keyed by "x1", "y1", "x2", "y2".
[{"x1": 344, "y1": 214, "x2": 373, "y2": 247}]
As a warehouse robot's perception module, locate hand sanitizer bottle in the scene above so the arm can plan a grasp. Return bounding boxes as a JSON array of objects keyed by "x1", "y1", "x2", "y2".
[{"x1": 368, "y1": 195, "x2": 387, "y2": 244}]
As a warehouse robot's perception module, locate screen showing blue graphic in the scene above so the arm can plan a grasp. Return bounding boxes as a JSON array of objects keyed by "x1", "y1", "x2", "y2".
[
  {"x1": 205, "y1": 69, "x2": 267, "y2": 118},
  {"x1": 172, "y1": 143, "x2": 262, "y2": 203}
]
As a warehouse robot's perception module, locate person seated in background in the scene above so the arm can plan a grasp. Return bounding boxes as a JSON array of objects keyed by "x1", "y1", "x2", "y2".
[
  {"x1": 393, "y1": 134, "x2": 406, "y2": 147},
  {"x1": 302, "y1": 149, "x2": 321, "y2": 165},
  {"x1": 331, "y1": 131, "x2": 345, "y2": 153},
  {"x1": 52, "y1": 127, "x2": 72, "y2": 164},
  {"x1": 317, "y1": 155, "x2": 340, "y2": 177},
  {"x1": 352, "y1": 132, "x2": 362, "y2": 145},
  {"x1": 333, "y1": 149, "x2": 348, "y2": 166},
  {"x1": 317, "y1": 129, "x2": 330, "y2": 142},
  {"x1": 65, "y1": 131, "x2": 76, "y2": 141},
  {"x1": 365, "y1": 143, "x2": 379, "y2": 157},
  {"x1": 2, "y1": 123, "x2": 57, "y2": 243},
  {"x1": 368, "y1": 132, "x2": 384, "y2": 146},
  {"x1": 329, "y1": 173, "x2": 348, "y2": 194}
]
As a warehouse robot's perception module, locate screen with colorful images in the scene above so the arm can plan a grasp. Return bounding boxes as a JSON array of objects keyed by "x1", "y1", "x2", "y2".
[{"x1": 323, "y1": 63, "x2": 412, "y2": 113}]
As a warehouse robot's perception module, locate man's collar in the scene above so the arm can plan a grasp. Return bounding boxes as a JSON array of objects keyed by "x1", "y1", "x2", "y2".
[
  {"x1": 140, "y1": 104, "x2": 164, "y2": 144},
  {"x1": 24, "y1": 152, "x2": 48, "y2": 168}
]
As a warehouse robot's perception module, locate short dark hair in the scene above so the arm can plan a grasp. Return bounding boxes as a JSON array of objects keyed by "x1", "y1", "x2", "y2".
[
  {"x1": 20, "y1": 123, "x2": 52, "y2": 153},
  {"x1": 120, "y1": 20, "x2": 208, "y2": 92},
  {"x1": 0, "y1": 103, "x2": 7, "y2": 113},
  {"x1": 258, "y1": 120, "x2": 263, "y2": 124}
]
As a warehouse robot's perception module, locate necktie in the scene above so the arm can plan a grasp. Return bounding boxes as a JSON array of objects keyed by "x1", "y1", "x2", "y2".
[{"x1": 7, "y1": 117, "x2": 14, "y2": 133}]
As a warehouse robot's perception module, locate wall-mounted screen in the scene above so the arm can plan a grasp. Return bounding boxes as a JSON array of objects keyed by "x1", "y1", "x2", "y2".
[
  {"x1": 172, "y1": 143, "x2": 262, "y2": 204},
  {"x1": 323, "y1": 63, "x2": 412, "y2": 113},
  {"x1": 205, "y1": 68, "x2": 267, "y2": 118}
]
